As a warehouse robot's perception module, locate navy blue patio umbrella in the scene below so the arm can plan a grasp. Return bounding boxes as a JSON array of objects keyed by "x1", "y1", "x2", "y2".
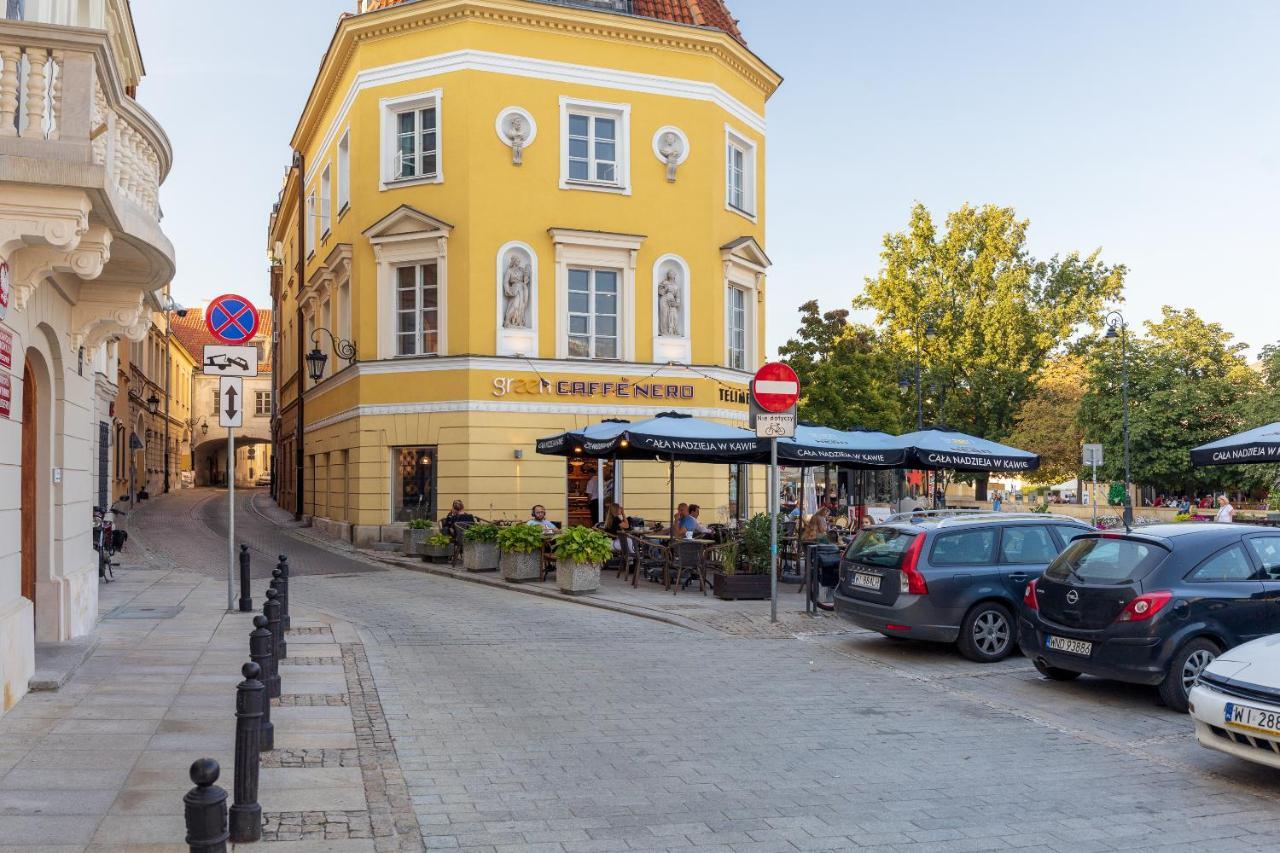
[
  {"x1": 1190, "y1": 422, "x2": 1280, "y2": 466},
  {"x1": 897, "y1": 427, "x2": 1040, "y2": 473}
]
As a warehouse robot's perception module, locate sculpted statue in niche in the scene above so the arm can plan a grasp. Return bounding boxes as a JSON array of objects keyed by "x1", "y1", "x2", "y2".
[
  {"x1": 657, "y1": 267, "x2": 683, "y2": 337},
  {"x1": 504, "y1": 114, "x2": 527, "y2": 165},
  {"x1": 502, "y1": 252, "x2": 532, "y2": 328},
  {"x1": 659, "y1": 131, "x2": 683, "y2": 182}
]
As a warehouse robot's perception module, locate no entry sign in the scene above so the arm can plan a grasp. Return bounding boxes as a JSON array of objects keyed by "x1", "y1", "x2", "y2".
[
  {"x1": 205, "y1": 294, "x2": 260, "y2": 345},
  {"x1": 751, "y1": 362, "x2": 800, "y2": 413}
]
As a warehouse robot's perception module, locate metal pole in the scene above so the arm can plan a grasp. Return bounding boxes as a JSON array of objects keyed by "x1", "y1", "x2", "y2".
[
  {"x1": 596, "y1": 458, "x2": 604, "y2": 526},
  {"x1": 1121, "y1": 324, "x2": 1133, "y2": 527},
  {"x1": 228, "y1": 427, "x2": 235, "y2": 612},
  {"x1": 1091, "y1": 460, "x2": 1098, "y2": 526},
  {"x1": 769, "y1": 436, "x2": 778, "y2": 624}
]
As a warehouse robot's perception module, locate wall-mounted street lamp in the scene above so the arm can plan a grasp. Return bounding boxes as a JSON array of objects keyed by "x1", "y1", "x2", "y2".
[
  {"x1": 146, "y1": 392, "x2": 160, "y2": 414},
  {"x1": 201, "y1": 421, "x2": 209, "y2": 437},
  {"x1": 306, "y1": 327, "x2": 357, "y2": 383},
  {"x1": 247, "y1": 446, "x2": 256, "y2": 461}
]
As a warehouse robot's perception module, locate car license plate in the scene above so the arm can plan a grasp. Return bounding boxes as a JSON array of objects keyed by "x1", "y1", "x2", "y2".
[
  {"x1": 1224, "y1": 702, "x2": 1280, "y2": 736},
  {"x1": 850, "y1": 572, "x2": 881, "y2": 591},
  {"x1": 1046, "y1": 635, "x2": 1092, "y2": 656}
]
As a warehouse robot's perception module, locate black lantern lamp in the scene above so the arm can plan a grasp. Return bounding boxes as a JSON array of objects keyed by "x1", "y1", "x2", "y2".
[
  {"x1": 201, "y1": 420, "x2": 209, "y2": 437},
  {"x1": 307, "y1": 327, "x2": 357, "y2": 384},
  {"x1": 146, "y1": 392, "x2": 160, "y2": 414},
  {"x1": 248, "y1": 446, "x2": 256, "y2": 461}
]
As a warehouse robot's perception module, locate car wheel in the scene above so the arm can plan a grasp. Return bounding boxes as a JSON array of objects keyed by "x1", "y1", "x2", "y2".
[
  {"x1": 1159, "y1": 637, "x2": 1220, "y2": 713},
  {"x1": 958, "y1": 602, "x2": 1014, "y2": 662},
  {"x1": 1033, "y1": 657, "x2": 1081, "y2": 681}
]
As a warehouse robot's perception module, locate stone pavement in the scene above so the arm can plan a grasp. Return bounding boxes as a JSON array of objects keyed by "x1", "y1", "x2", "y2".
[{"x1": 0, "y1": 495, "x2": 421, "y2": 852}]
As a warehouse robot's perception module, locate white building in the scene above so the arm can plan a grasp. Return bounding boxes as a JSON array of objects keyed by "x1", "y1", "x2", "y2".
[{"x1": 0, "y1": 0, "x2": 175, "y2": 714}]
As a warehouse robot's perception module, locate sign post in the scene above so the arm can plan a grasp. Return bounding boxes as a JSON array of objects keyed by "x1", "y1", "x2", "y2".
[
  {"x1": 752, "y1": 362, "x2": 800, "y2": 624},
  {"x1": 1083, "y1": 443, "x2": 1103, "y2": 527},
  {"x1": 206, "y1": 294, "x2": 258, "y2": 612}
]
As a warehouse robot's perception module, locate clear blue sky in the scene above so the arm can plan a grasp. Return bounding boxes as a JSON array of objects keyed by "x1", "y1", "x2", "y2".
[{"x1": 132, "y1": 0, "x2": 1279, "y2": 358}]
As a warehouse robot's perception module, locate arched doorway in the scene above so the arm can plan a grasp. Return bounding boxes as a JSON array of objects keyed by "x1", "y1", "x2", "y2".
[{"x1": 20, "y1": 361, "x2": 36, "y2": 622}]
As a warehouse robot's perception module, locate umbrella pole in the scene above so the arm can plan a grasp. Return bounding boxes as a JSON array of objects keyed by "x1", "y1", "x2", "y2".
[{"x1": 669, "y1": 458, "x2": 675, "y2": 544}]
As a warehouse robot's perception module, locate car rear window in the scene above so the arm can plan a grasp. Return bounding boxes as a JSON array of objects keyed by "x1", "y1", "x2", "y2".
[
  {"x1": 1044, "y1": 537, "x2": 1168, "y2": 585},
  {"x1": 930, "y1": 528, "x2": 997, "y2": 565},
  {"x1": 844, "y1": 528, "x2": 917, "y2": 568}
]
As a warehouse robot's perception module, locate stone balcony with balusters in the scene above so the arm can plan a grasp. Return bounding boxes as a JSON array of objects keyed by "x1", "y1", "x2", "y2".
[{"x1": 0, "y1": 17, "x2": 174, "y2": 295}]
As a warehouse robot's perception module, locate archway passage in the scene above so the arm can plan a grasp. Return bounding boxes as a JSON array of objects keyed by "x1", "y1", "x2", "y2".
[{"x1": 20, "y1": 361, "x2": 36, "y2": 616}]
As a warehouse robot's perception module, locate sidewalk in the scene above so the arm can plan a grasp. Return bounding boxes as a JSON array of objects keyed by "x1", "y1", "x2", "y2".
[{"x1": 0, "y1": 497, "x2": 420, "y2": 852}]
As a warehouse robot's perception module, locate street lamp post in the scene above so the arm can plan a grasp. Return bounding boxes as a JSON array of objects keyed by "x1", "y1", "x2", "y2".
[
  {"x1": 305, "y1": 327, "x2": 357, "y2": 384},
  {"x1": 1105, "y1": 311, "x2": 1133, "y2": 527}
]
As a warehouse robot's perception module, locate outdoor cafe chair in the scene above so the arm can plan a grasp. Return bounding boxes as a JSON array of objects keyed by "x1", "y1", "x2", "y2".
[
  {"x1": 670, "y1": 539, "x2": 707, "y2": 595},
  {"x1": 635, "y1": 536, "x2": 674, "y2": 587}
]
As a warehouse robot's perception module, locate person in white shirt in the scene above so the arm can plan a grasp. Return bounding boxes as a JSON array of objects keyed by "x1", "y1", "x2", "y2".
[
  {"x1": 1215, "y1": 495, "x2": 1235, "y2": 523},
  {"x1": 585, "y1": 474, "x2": 600, "y2": 524}
]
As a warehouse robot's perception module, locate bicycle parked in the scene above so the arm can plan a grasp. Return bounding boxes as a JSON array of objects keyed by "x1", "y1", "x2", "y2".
[{"x1": 92, "y1": 503, "x2": 121, "y2": 582}]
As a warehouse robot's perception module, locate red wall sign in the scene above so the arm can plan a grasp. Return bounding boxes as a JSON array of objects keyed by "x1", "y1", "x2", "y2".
[
  {"x1": 0, "y1": 373, "x2": 11, "y2": 419},
  {"x1": 751, "y1": 362, "x2": 800, "y2": 413},
  {"x1": 0, "y1": 326, "x2": 11, "y2": 371}
]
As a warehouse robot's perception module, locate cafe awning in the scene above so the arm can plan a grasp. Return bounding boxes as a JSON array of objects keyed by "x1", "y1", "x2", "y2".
[
  {"x1": 776, "y1": 425, "x2": 908, "y2": 468},
  {"x1": 1191, "y1": 422, "x2": 1280, "y2": 466},
  {"x1": 897, "y1": 427, "x2": 1040, "y2": 473}
]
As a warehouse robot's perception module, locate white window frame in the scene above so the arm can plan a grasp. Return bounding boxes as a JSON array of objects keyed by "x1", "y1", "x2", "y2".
[
  {"x1": 565, "y1": 267, "x2": 621, "y2": 361},
  {"x1": 721, "y1": 242, "x2": 767, "y2": 372},
  {"x1": 319, "y1": 164, "x2": 332, "y2": 238},
  {"x1": 380, "y1": 89, "x2": 443, "y2": 190},
  {"x1": 305, "y1": 191, "x2": 316, "y2": 257},
  {"x1": 559, "y1": 96, "x2": 631, "y2": 195},
  {"x1": 365, "y1": 208, "x2": 451, "y2": 360},
  {"x1": 393, "y1": 261, "x2": 442, "y2": 358},
  {"x1": 727, "y1": 285, "x2": 747, "y2": 371},
  {"x1": 549, "y1": 228, "x2": 642, "y2": 360},
  {"x1": 336, "y1": 130, "x2": 350, "y2": 214},
  {"x1": 724, "y1": 123, "x2": 758, "y2": 221}
]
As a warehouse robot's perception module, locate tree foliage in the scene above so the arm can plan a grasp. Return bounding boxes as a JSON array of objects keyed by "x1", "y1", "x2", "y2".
[
  {"x1": 1078, "y1": 307, "x2": 1265, "y2": 494},
  {"x1": 855, "y1": 203, "x2": 1126, "y2": 450},
  {"x1": 1006, "y1": 355, "x2": 1087, "y2": 486},
  {"x1": 779, "y1": 300, "x2": 904, "y2": 433}
]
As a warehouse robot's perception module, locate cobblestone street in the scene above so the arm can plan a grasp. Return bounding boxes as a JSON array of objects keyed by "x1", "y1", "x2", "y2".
[{"x1": 105, "y1": 489, "x2": 1280, "y2": 851}]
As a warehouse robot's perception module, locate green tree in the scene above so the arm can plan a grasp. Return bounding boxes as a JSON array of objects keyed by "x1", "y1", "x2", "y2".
[
  {"x1": 778, "y1": 300, "x2": 903, "y2": 433},
  {"x1": 1078, "y1": 307, "x2": 1264, "y2": 495},
  {"x1": 1005, "y1": 355, "x2": 1087, "y2": 486},
  {"x1": 856, "y1": 203, "x2": 1126, "y2": 493}
]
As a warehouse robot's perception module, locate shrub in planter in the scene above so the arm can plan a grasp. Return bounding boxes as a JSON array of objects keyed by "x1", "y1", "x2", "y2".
[
  {"x1": 422, "y1": 533, "x2": 453, "y2": 563},
  {"x1": 462, "y1": 522, "x2": 501, "y2": 571},
  {"x1": 714, "y1": 513, "x2": 774, "y2": 600},
  {"x1": 404, "y1": 518, "x2": 434, "y2": 555},
  {"x1": 551, "y1": 526, "x2": 612, "y2": 594},
  {"x1": 497, "y1": 524, "x2": 545, "y2": 582}
]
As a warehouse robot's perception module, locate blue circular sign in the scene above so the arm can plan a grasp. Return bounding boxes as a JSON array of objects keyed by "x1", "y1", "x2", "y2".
[{"x1": 205, "y1": 294, "x2": 260, "y2": 344}]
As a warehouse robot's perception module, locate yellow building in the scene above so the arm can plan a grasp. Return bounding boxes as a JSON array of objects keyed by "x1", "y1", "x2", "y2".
[{"x1": 270, "y1": 0, "x2": 780, "y2": 545}]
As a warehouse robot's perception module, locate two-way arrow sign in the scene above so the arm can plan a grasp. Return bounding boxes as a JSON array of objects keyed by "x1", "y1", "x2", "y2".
[{"x1": 218, "y1": 376, "x2": 244, "y2": 428}]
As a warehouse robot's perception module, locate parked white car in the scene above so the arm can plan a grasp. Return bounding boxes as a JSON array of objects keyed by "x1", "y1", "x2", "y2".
[{"x1": 1189, "y1": 634, "x2": 1280, "y2": 769}]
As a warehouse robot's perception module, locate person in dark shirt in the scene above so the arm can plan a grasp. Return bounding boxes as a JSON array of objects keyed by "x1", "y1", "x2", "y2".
[{"x1": 441, "y1": 500, "x2": 475, "y2": 537}]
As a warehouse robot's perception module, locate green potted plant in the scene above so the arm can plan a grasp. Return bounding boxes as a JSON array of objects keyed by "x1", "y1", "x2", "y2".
[
  {"x1": 713, "y1": 513, "x2": 773, "y2": 600},
  {"x1": 462, "y1": 522, "x2": 501, "y2": 572},
  {"x1": 422, "y1": 532, "x2": 453, "y2": 563},
  {"x1": 551, "y1": 526, "x2": 612, "y2": 594},
  {"x1": 404, "y1": 518, "x2": 434, "y2": 556},
  {"x1": 497, "y1": 523, "x2": 545, "y2": 582}
]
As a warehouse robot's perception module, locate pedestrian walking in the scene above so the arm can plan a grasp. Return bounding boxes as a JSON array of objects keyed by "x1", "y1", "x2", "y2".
[{"x1": 1215, "y1": 495, "x2": 1235, "y2": 523}]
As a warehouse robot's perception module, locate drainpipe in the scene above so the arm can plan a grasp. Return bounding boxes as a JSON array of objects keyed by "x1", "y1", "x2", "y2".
[{"x1": 293, "y1": 150, "x2": 306, "y2": 520}]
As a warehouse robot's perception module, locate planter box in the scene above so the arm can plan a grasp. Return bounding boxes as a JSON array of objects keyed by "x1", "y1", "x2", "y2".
[
  {"x1": 463, "y1": 541, "x2": 499, "y2": 572},
  {"x1": 403, "y1": 528, "x2": 432, "y2": 556},
  {"x1": 557, "y1": 559, "x2": 601, "y2": 595},
  {"x1": 499, "y1": 550, "x2": 541, "y2": 582},
  {"x1": 422, "y1": 544, "x2": 453, "y2": 564},
  {"x1": 712, "y1": 572, "x2": 771, "y2": 601}
]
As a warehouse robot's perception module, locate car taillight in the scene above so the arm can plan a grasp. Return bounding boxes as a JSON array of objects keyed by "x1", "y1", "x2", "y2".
[
  {"x1": 1023, "y1": 579, "x2": 1039, "y2": 611},
  {"x1": 1115, "y1": 590, "x2": 1173, "y2": 622},
  {"x1": 898, "y1": 534, "x2": 928, "y2": 595}
]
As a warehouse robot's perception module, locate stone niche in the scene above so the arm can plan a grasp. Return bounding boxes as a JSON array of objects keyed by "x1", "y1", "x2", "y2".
[
  {"x1": 652, "y1": 254, "x2": 690, "y2": 364},
  {"x1": 495, "y1": 242, "x2": 538, "y2": 357}
]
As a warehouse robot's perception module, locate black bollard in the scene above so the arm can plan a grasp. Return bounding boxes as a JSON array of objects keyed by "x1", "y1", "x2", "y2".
[
  {"x1": 265, "y1": 587, "x2": 286, "y2": 661},
  {"x1": 249, "y1": 615, "x2": 276, "y2": 747},
  {"x1": 228, "y1": 662, "x2": 263, "y2": 844},
  {"x1": 277, "y1": 555, "x2": 291, "y2": 630},
  {"x1": 271, "y1": 566, "x2": 290, "y2": 639},
  {"x1": 184, "y1": 758, "x2": 228, "y2": 853},
  {"x1": 238, "y1": 545, "x2": 252, "y2": 613}
]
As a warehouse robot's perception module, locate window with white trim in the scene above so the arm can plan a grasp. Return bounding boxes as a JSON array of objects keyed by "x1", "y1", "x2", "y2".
[
  {"x1": 560, "y1": 98, "x2": 629, "y2": 193},
  {"x1": 319, "y1": 165, "x2": 331, "y2": 236},
  {"x1": 725, "y1": 126, "x2": 757, "y2": 217},
  {"x1": 305, "y1": 192, "x2": 316, "y2": 255},
  {"x1": 336, "y1": 131, "x2": 350, "y2": 212},
  {"x1": 727, "y1": 286, "x2": 747, "y2": 370},
  {"x1": 395, "y1": 262, "x2": 440, "y2": 356},
  {"x1": 255, "y1": 390, "x2": 272, "y2": 417},
  {"x1": 567, "y1": 268, "x2": 618, "y2": 359},
  {"x1": 380, "y1": 91, "x2": 442, "y2": 187}
]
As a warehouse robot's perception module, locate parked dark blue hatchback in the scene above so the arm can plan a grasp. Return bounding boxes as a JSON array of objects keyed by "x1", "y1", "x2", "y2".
[
  {"x1": 834, "y1": 512, "x2": 1093, "y2": 662},
  {"x1": 1018, "y1": 523, "x2": 1280, "y2": 712}
]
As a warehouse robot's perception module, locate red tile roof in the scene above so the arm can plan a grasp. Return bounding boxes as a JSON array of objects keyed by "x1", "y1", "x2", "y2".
[
  {"x1": 172, "y1": 307, "x2": 274, "y2": 374},
  {"x1": 362, "y1": 0, "x2": 744, "y2": 42}
]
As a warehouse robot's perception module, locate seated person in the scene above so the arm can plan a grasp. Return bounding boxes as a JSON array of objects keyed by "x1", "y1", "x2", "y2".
[
  {"x1": 679, "y1": 504, "x2": 713, "y2": 537},
  {"x1": 801, "y1": 506, "x2": 831, "y2": 542},
  {"x1": 604, "y1": 502, "x2": 630, "y2": 552},
  {"x1": 672, "y1": 502, "x2": 689, "y2": 532},
  {"x1": 526, "y1": 504, "x2": 557, "y2": 533},
  {"x1": 441, "y1": 499, "x2": 475, "y2": 537}
]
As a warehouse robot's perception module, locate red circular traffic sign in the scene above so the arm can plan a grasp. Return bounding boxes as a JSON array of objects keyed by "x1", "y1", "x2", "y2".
[
  {"x1": 752, "y1": 362, "x2": 800, "y2": 413},
  {"x1": 205, "y1": 294, "x2": 260, "y2": 345}
]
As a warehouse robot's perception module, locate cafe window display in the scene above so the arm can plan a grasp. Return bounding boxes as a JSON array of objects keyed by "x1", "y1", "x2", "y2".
[
  {"x1": 394, "y1": 446, "x2": 437, "y2": 522},
  {"x1": 567, "y1": 457, "x2": 614, "y2": 527}
]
